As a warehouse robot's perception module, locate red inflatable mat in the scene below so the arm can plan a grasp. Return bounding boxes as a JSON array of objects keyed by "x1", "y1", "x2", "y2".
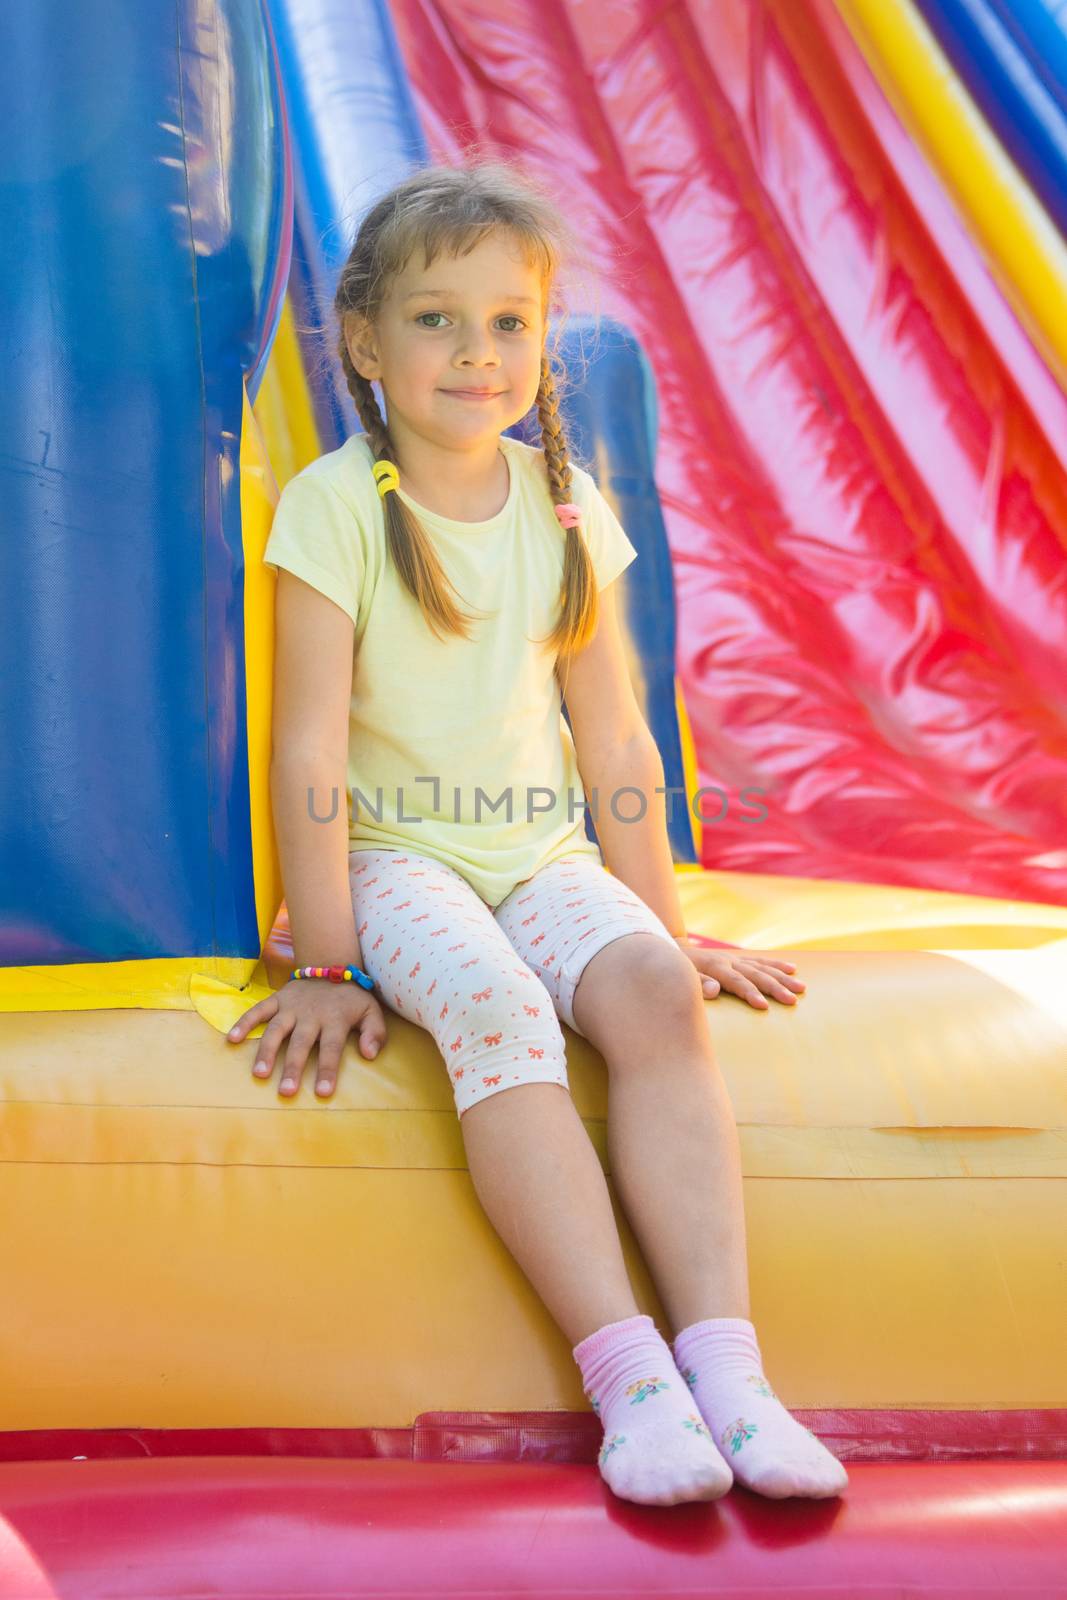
[{"x1": 1, "y1": 1447, "x2": 1065, "y2": 1597}]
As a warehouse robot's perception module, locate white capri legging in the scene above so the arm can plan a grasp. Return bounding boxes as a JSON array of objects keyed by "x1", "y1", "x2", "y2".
[{"x1": 348, "y1": 847, "x2": 677, "y2": 1117}]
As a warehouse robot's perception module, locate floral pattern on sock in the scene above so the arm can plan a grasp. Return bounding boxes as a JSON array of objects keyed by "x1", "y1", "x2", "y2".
[
  {"x1": 681, "y1": 1413, "x2": 713, "y2": 1441},
  {"x1": 598, "y1": 1433, "x2": 625, "y2": 1466},
  {"x1": 625, "y1": 1377, "x2": 670, "y2": 1403},
  {"x1": 722, "y1": 1418, "x2": 759, "y2": 1455},
  {"x1": 681, "y1": 1365, "x2": 778, "y2": 1402}
]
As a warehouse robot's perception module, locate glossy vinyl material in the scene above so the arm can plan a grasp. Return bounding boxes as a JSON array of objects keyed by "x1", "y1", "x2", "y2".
[
  {"x1": 269, "y1": 0, "x2": 429, "y2": 451},
  {"x1": 914, "y1": 0, "x2": 1067, "y2": 241},
  {"x1": 0, "y1": 0, "x2": 290, "y2": 971},
  {"x1": 1, "y1": 1458, "x2": 1067, "y2": 1598},
  {"x1": 389, "y1": 0, "x2": 1067, "y2": 905},
  {"x1": 5, "y1": 870, "x2": 1066, "y2": 1437},
  {"x1": 837, "y1": 0, "x2": 1067, "y2": 391}
]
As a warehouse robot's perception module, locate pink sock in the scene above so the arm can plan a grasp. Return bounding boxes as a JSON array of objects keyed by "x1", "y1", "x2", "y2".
[
  {"x1": 572, "y1": 1313, "x2": 734, "y2": 1506},
  {"x1": 673, "y1": 1317, "x2": 849, "y2": 1499}
]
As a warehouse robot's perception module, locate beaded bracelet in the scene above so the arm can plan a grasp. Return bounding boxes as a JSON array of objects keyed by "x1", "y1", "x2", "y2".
[{"x1": 291, "y1": 963, "x2": 375, "y2": 991}]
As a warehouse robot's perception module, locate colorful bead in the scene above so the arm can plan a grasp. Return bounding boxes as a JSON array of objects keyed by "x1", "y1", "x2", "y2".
[
  {"x1": 289, "y1": 963, "x2": 375, "y2": 991},
  {"x1": 372, "y1": 460, "x2": 400, "y2": 497}
]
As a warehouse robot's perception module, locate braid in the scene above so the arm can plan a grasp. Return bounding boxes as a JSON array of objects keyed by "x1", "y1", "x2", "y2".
[
  {"x1": 336, "y1": 338, "x2": 488, "y2": 643},
  {"x1": 535, "y1": 351, "x2": 598, "y2": 684},
  {"x1": 342, "y1": 355, "x2": 390, "y2": 463}
]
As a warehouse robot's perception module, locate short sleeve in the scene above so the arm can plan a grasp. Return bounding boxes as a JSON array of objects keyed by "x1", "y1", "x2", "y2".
[
  {"x1": 572, "y1": 466, "x2": 639, "y2": 592},
  {"x1": 262, "y1": 470, "x2": 366, "y2": 627}
]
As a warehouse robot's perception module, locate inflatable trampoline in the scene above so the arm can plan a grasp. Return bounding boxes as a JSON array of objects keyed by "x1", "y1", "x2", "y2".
[{"x1": 2, "y1": 0, "x2": 1065, "y2": 1593}]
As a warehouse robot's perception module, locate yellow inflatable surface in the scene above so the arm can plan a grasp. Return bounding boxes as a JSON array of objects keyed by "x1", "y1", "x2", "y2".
[{"x1": 4, "y1": 863, "x2": 1065, "y2": 1432}]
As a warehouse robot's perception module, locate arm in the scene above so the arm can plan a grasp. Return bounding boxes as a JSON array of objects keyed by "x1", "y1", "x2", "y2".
[
  {"x1": 561, "y1": 579, "x2": 807, "y2": 1009},
  {"x1": 559, "y1": 578, "x2": 688, "y2": 939},
  {"x1": 579, "y1": 731, "x2": 687, "y2": 940},
  {"x1": 270, "y1": 568, "x2": 363, "y2": 970}
]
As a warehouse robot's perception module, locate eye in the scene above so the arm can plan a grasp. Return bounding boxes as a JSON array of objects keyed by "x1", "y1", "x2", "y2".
[{"x1": 413, "y1": 312, "x2": 528, "y2": 331}]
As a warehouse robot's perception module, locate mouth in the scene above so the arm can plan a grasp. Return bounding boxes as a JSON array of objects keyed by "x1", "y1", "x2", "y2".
[{"x1": 441, "y1": 389, "x2": 506, "y2": 400}]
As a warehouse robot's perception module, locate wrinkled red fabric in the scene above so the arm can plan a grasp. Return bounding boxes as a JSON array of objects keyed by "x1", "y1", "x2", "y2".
[{"x1": 391, "y1": 0, "x2": 1067, "y2": 906}]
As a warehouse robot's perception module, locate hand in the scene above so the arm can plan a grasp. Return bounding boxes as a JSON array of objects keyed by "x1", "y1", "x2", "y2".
[
  {"x1": 226, "y1": 978, "x2": 388, "y2": 1098},
  {"x1": 674, "y1": 938, "x2": 806, "y2": 1010}
]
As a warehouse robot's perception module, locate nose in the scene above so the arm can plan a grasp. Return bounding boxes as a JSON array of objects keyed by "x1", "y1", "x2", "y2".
[{"x1": 453, "y1": 326, "x2": 501, "y2": 368}]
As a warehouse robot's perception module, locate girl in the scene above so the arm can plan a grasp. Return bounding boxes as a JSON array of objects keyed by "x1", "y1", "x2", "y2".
[{"x1": 227, "y1": 160, "x2": 848, "y2": 1508}]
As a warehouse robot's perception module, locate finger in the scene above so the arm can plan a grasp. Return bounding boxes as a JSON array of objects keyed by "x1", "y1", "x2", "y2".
[
  {"x1": 744, "y1": 962, "x2": 805, "y2": 1000},
  {"x1": 250, "y1": 1015, "x2": 293, "y2": 1081},
  {"x1": 314, "y1": 1031, "x2": 349, "y2": 1098},
  {"x1": 756, "y1": 962, "x2": 805, "y2": 990},
  {"x1": 359, "y1": 1011, "x2": 387, "y2": 1059},
  {"x1": 229, "y1": 998, "x2": 277, "y2": 1042},
  {"x1": 279, "y1": 1025, "x2": 318, "y2": 1096},
  {"x1": 758, "y1": 958, "x2": 798, "y2": 973},
  {"x1": 755, "y1": 966, "x2": 806, "y2": 992},
  {"x1": 722, "y1": 974, "x2": 770, "y2": 1009},
  {"x1": 700, "y1": 976, "x2": 721, "y2": 997}
]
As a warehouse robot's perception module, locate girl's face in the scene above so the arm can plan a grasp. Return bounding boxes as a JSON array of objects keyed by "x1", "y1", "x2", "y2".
[{"x1": 346, "y1": 231, "x2": 546, "y2": 446}]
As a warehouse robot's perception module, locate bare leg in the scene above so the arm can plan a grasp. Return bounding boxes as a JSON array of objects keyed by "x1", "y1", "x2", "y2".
[
  {"x1": 565, "y1": 936, "x2": 850, "y2": 1500},
  {"x1": 459, "y1": 1081, "x2": 642, "y2": 1348},
  {"x1": 571, "y1": 935, "x2": 751, "y2": 1340}
]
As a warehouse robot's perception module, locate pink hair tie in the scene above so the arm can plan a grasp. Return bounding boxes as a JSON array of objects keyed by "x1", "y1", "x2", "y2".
[{"x1": 553, "y1": 502, "x2": 582, "y2": 529}]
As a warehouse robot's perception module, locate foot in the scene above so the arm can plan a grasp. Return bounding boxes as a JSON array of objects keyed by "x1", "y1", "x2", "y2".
[
  {"x1": 573, "y1": 1313, "x2": 735, "y2": 1506},
  {"x1": 674, "y1": 1318, "x2": 849, "y2": 1499}
]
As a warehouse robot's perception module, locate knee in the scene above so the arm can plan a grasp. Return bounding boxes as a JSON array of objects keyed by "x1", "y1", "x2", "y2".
[{"x1": 609, "y1": 937, "x2": 705, "y2": 1022}]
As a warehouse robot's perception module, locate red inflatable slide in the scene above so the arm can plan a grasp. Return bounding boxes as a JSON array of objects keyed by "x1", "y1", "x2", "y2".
[{"x1": 392, "y1": 0, "x2": 1067, "y2": 906}]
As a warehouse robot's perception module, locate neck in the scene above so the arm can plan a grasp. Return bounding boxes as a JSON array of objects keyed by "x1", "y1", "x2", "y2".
[{"x1": 382, "y1": 419, "x2": 508, "y2": 519}]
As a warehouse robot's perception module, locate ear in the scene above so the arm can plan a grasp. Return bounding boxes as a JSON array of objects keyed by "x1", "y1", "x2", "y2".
[{"x1": 344, "y1": 311, "x2": 381, "y2": 381}]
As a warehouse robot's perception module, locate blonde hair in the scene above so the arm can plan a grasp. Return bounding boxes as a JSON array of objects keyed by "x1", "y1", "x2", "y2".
[{"x1": 333, "y1": 157, "x2": 599, "y2": 667}]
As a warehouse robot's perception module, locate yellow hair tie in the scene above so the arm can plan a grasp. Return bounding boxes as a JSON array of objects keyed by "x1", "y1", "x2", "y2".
[{"x1": 372, "y1": 459, "x2": 400, "y2": 497}]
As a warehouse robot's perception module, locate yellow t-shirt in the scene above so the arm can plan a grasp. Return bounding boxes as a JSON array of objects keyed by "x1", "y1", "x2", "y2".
[{"x1": 262, "y1": 430, "x2": 639, "y2": 908}]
